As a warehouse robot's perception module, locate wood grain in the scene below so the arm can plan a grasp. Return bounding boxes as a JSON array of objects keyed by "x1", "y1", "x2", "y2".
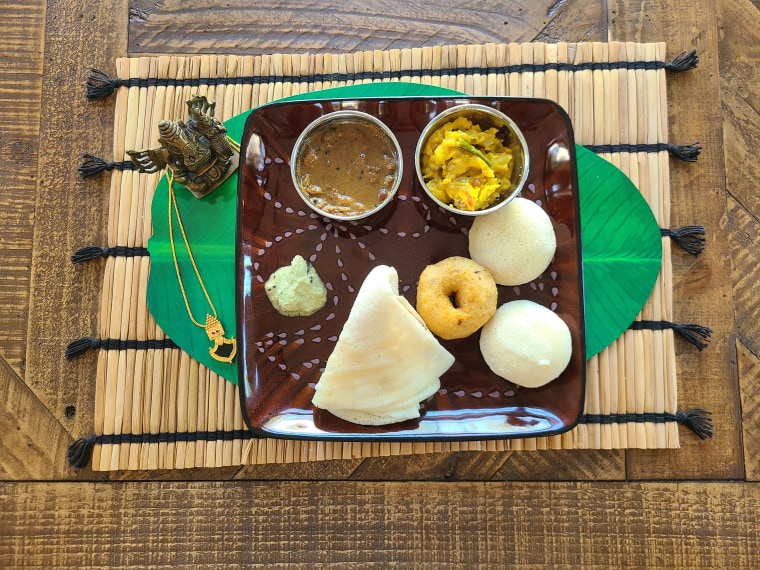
[
  {"x1": 345, "y1": 450, "x2": 626, "y2": 481},
  {"x1": 106, "y1": 466, "x2": 242, "y2": 481},
  {"x1": 721, "y1": 82, "x2": 760, "y2": 223},
  {"x1": 236, "y1": 458, "x2": 364, "y2": 480},
  {"x1": 0, "y1": 0, "x2": 46, "y2": 378},
  {"x1": 24, "y1": 0, "x2": 129, "y2": 444},
  {"x1": 718, "y1": 0, "x2": 760, "y2": 220},
  {"x1": 348, "y1": 452, "x2": 511, "y2": 481},
  {"x1": 129, "y1": 0, "x2": 569, "y2": 56},
  {"x1": 492, "y1": 450, "x2": 626, "y2": 480},
  {"x1": 736, "y1": 340, "x2": 760, "y2": 480},
  {"x1": 2, "y1": 481, "x2": 760, "y2": 566},
  {"x1": 720, "y1": 0, "x2": 760, "y2": 388},
  {"x1": 0, "y1": 356, "x2": 99, "y2": 480},
  {"x1": 609, "y1": 0, "x2": 744, "y2": 480},
  {"x1": 727, "y1": 196, "x2": 760, "y2": 354},
  {"x1": 535, "y1": 0, "x2": 609, "y2": 42},
  {"x1": 727, "y1": 192, "x2": 760, "y2": 480}
]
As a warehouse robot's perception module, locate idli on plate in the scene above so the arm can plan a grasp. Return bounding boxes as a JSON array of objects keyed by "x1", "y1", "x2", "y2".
[
  {"x1": 479, "y1": 300, "x2": 572, "y2": 388},
  {"x1": 468, "y1": 197, "x2": 556, "y2": 286}
]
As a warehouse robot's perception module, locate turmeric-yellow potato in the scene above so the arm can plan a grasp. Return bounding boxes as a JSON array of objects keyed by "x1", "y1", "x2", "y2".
[{"x1": 421, "y1": 117, "x2": 514, "y2": 211}]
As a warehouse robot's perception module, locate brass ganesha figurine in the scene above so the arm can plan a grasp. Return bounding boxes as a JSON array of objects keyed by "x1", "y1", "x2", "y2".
[{"x1": 127, "y1": 95, "x2": 239, "y2": 198}]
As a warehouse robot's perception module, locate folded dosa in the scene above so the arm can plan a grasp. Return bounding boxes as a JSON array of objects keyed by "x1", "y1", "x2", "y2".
[{"x1": 312, "y1": 265, "x2": 455, "y2": 425}]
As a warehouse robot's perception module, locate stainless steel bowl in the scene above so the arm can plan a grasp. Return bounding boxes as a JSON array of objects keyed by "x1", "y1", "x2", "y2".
[
  {"x1": 414, "y1": 104, "x2": 530, "y2": 216},
  {"x1": 290, "y1": 110, "x2": 403, "y2": 221}
]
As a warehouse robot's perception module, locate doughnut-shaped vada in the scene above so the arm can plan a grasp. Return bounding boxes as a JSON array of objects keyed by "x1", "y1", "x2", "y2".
[{"x1": 416, "y1": 256, "x2": 498, "y2": 340}]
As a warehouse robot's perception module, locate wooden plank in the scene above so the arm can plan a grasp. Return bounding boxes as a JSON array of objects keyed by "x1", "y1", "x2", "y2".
[
  {"x1": 1, "y1": 481, "x2": 759, "y2": 566},
  {"x1": 23, "y1": 0, "x2": 130, "y2": 445},
  {"x1": 347, "y1": 450, "x2": 626, "y2": 481},
  {"x1": 235, "y1": 458, "x2": 364, "y2": 480},
  {"x1": 720, "y1": 1, "x2": 760, "y2": 455},
  {"x1": 0, "y1": 0, "x2": 46, "y2": 377},
  {"x1": 349, "y1": 452, "x2": 511, "y2": 481},
  {"x1": 718, "y1": 0, "x2": 760, "y2": 220},
  {"x1": 727, "y1": 196, "x2": 760, "y2": 355},
  {"x1": 129, "y1": 0, "x2": 569, "y2": 56},
  {"x1": 535, "y1": 0, "x2": 609, "y2": 42},
  {"x1": 609, "y1": 0, "x2": 744, "y2": 480},
  {"x1": 0, "y1": 357, "x2": 97, "y2": 480},
  {"x1": 106, "y1": 466, "x2": 243, "y2": 481},
  {"x1": 721, "y1": 86, "x2": 760, "y2": 224},
  {"x1": 492, "y1": 450, "x2": 626, "y2": 480},
  {"x1": 736, "y1": 340, "x2": 760, "y2": 480},
  {"x1": 727, "y1": 161, "x2": 760, "y2": 482}
]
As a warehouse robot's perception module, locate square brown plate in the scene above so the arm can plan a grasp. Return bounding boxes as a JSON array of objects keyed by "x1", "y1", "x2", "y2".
[{"x1": 237, "y1": 97, "x2": 585, "y2": 441}]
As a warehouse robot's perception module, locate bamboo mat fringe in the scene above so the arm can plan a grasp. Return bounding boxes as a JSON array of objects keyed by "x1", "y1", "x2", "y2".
[{"x1": 88, "y1": 42, "x2": 681, "y2": 471}]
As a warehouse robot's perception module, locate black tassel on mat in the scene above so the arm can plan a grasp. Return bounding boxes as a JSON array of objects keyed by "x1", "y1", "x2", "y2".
[
  {"x1": 65, "y1": 337, "x2": 102, "y2": 361},
  {"x1": 582, "y1": 142, "x2": 701, "y2": 161},
  {"x1": 675, "y1": 408, "x2": 713, "y2": 440},
  {"x1": 85, "y1": 68, "x2": 124, "y2": 100},
  {"x1": 78, "y1": 154, "x2": 113, "y2": 177},
  {"x1": 630, "y1": 320, "x2": 713, "y2": 351},
  {"x1": 661, "y1": 225, "x2": 706, "y2": 256},
  {"x1": 71, "y1": 245, "x2": 109, "y2": 264},
  {"x1": 65, "y1": 338, "x2": 179, "y2": 360},
  {"x1": 71, "y1": 245, "x2": 149, "y2": 264},
  {"x1": 66, "y1": 430, "x2": 255, "y2": 468},
  {"x1": 667, "y1": 141, "x2": 701, "y2": 162},
  {"x1": 579, "y1": 410, "x2": 713, "y2": 439},
  {"x1": 664, "y1": 49, "x2": 699, "y2": 72},
  {"x1": 672, "y1": 323, "x2": 713, "y2": 351},
  {"x1": 78, "y1": 154, "x2": 136, "y2": 178},
  {"x1": 67, "y1": 434, "x2": 98, "y2": 468}
]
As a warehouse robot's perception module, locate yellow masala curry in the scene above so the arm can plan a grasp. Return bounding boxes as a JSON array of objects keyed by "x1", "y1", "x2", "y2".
[
  {"x1": 296, "y1": 120, "x2": 399, "y2": 217},
  {"x1": 421, "y1": 116, "x2": 514, "y2": 211}
]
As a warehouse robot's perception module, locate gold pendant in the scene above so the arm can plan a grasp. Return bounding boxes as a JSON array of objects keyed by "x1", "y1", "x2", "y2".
[{"x1": 205, "y1": 314, "x2": 237, "y2": 363}]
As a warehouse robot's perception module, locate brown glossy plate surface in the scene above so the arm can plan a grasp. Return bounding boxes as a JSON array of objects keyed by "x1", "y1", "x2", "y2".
[{"x1": 237, "y1": 97, "x2": 585, "y2": 441}]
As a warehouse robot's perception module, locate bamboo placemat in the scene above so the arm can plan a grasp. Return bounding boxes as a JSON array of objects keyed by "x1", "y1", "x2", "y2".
[{"x1": 89, "y1": 42, "x2": 682, "y2": 471}]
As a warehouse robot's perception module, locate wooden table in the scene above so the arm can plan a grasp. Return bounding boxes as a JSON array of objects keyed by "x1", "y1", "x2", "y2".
[{"x1": 2, "y1": 0, "x2": 759, "y2": 565}]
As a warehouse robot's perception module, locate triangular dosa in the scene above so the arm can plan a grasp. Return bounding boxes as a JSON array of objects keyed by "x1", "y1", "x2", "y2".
[{"x1": 312, "y1": 265, "x2": 455, "y2": 425}]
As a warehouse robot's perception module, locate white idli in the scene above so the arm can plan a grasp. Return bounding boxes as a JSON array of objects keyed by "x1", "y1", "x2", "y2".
[
  {"x1": 468, "y1": 197, "x2": 556, "y2": 286},
  {"x1": 479, "y1": 300, "x2": 572, "y2": 388}
]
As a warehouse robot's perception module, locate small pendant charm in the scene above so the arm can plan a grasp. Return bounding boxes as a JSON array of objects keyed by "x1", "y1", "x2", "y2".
[{"x1": 205, "y1": 314, "x2": 237, "y2": 363}]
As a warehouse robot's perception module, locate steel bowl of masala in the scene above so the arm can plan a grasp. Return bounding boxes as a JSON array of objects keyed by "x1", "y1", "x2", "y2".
[
  {"x1": 290, "y1": 110, "x2": 403, "y2": 221},
  {"x1": 415, "y1": 104, "x2": 530, "y2": 216}
]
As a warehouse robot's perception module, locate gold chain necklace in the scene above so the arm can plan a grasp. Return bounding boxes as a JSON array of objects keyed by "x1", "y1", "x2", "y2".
[{"x1": 166, "y1": 136, "x2": 240, "y2": 363}]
